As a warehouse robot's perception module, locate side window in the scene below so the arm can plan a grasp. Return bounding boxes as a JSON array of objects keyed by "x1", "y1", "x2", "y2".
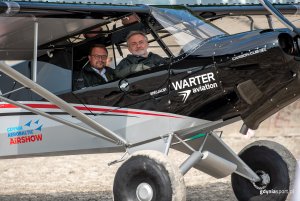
[
  {"x1": 113, "y1": 32, "x2": 169, "y2": 67},
  {"x1": 212, "y1": 14, "x2": 300, "y2": 34},
  {"x1": 212, "y1": 15, "x2": 273, "y2": 35},
  {"x1": 73, "y1": 44, "x2": 119, "y2": 91},
  {"x1": 38, "y1": 49, "x2": 73, "y2": 95},
  {"x1": 0, "y1": 53, "x2": 72, "y2": 101},
  {"x1": 106, "y1": 45, "x2": 117, "y2": 69},
  {"x1": 147, "y1": 34, "x2": 168, "y2": 58},
  {"x1": 114, "y1": 41, "x2": 130, "y2": 66},
  {"x1": 158, "y1": 29, "x2": 197, "y2": 57},
  {"x1": 273, "y1": 14, "x2": 300, "y2": 29}
]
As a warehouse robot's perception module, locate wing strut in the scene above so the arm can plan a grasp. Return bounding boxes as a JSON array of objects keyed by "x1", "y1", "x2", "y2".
[
  {"x1": 259, "y1": 0, "x2": 300, "y2": 35},
  {"x1": 0, "y1": 61, "x2": 129, "y2": 146},
  {"x1": 32, "y1": 19, "x2": 38, "y2": 82}
]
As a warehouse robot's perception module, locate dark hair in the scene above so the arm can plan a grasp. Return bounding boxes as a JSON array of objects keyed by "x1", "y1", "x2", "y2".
[
  {"x1": 89, "y1": 44, "x2": 108, "y2": 55},
  {"x1": 126, "y1": 31, "x2": 148, "y2": 43}
]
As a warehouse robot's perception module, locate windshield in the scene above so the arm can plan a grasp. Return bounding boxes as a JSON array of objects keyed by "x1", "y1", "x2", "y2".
[{"x1": 150, "y1": 7, "x2": 226, "y2": 57}]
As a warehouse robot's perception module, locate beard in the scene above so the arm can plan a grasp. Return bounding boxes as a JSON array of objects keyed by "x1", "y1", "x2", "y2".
[{"x1": 132, "y1": 49, "x2": 148, "y2": 57}]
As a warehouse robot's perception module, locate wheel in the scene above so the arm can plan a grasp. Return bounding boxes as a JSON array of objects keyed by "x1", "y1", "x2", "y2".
[
  {"x1": 113, "y1": 150, "x2": 186, "y2": 201},
  {"x1": 231, "y1": 140, "x2": 297, "y2": 201}
]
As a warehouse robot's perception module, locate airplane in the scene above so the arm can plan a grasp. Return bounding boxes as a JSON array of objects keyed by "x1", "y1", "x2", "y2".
[{"x1": 0, "y1": 0, "x2": 299, "y2": 200}]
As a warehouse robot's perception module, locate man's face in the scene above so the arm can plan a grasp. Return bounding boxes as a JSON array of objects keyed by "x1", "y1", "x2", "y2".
[
  {"x1": 88, "y1": 47, "x2": 108, "y2": 69},
  {"x1": 127, "y1": 34, "x2": 149, "y2": 57}
]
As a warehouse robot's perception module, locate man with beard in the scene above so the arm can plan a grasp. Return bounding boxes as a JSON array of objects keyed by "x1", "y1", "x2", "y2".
[
  {"x1": 82, "y1": 44, "x2": 115, "y2": 87},
  {"x1": 115, "y1": 31, "x2": 166, "y2": 78}
]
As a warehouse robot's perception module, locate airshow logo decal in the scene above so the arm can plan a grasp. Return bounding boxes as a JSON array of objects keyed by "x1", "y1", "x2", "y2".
[
  {"x1": 6, "y1": 120, "x2": 43, "y2": 145},
  {"x1": 172, "y1": 72, "x2": 219, "y2": 103}
]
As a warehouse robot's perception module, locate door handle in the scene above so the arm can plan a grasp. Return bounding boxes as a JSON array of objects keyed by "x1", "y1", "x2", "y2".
[{"x1": 119, "y1": 79, "x2": 129, "y2": 92}]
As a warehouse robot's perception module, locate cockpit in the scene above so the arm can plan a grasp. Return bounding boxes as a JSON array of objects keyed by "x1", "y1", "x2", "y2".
[{"x1": 0, "y1": 5, "x2": 226, "y2": 103}]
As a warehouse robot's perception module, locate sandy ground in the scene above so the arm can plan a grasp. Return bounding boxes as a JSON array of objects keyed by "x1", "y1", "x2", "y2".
[
  {"x1": 0, "y1": 102, "x2": 299, "y2": 201},
  {"x1": 0, "y1": 135, "x2": 298, "y2": 201}
]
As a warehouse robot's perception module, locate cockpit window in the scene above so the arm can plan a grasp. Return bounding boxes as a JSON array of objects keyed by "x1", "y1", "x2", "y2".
[{"x1": 150, "y1": 7, "x2": 226, "y2": 57}]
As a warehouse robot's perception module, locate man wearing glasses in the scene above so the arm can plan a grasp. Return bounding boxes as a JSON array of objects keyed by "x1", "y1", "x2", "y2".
[
  {"x1": 115, "y1": 31, "x2": 166, "y2": 78},
  {"x1": 82, "y1": 44, "x2": 115, "y2": 87}
]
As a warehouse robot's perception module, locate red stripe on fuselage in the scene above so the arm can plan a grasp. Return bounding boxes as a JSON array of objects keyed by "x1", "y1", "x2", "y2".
[
  {"x1": 75, "y1": 106, "x2": 180, "y2": 118},
  {"x1": 0, "y1": 103, "x2": 181, "y2": 119},
  {"x1": 26, "y1": 104, "x2": 59, "y2": 109},
  {"x1": 0, "y1": 104, "x2": 18, "y2": 108}
]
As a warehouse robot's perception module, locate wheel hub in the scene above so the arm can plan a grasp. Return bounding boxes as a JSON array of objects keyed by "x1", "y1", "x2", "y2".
[
  {"x1": 252, "y1": 170, "x2": 271, "y2": 190},
  {"x1": 136, "y1": 182, "x2": 154, "y2": 201}
]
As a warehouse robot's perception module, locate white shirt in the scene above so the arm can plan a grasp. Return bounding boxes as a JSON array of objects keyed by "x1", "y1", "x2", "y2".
[{"x1": 92, "y1": 67, "x2": 108, "y2": 82}]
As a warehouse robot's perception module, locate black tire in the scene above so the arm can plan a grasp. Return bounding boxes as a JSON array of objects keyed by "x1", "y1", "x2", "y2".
[
  {"x1": 231, "y1": 140, "x2": 297, "y2": 201},
  {"x1": 113, "y1": 150, "x2": 186, "y2": 201}
]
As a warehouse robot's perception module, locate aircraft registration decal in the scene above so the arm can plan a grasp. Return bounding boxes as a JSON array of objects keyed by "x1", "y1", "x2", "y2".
[{"x1": 6, "y1": 119, "x2": 43, "y2": 145}]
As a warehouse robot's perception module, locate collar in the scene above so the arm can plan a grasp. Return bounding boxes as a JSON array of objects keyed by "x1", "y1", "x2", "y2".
[{"x1": 91, "y1": 67, "x2": 106, "y2": 75}]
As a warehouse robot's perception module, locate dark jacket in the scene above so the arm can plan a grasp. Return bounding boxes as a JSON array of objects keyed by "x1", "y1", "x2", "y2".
[
  {"x1": 82, "y1": 65, "x2": 115, "y2": 87},
  {"x1": 115, "y1": 52, "x2": 167, "y2": 78}
]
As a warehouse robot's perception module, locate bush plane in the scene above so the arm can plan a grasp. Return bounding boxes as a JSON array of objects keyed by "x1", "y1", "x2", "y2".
[{"x1": 0, "y1": 0, "x2": 299, "y2": 200}]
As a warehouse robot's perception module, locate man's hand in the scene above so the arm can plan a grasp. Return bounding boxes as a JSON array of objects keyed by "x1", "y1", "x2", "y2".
[{"x1": 133, "y1": 64, "x2": 151, "y2": 72}]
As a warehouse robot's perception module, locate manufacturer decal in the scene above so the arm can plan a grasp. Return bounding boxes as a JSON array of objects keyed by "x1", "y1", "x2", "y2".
[
  {"x1": 232, "y1": 47, "x2": 267, "y2": 61},
  {"x1": 178, "y1": 90, "x2": 191, "y2": 103},
  {"x1": 6, "y1": 120, "x2": 43, "y2": 145},
  {"x1": 172, "y1": 72, "x2": 216, "y2": 91},
  {"x1": 172, "y1": 72, "x2": 219, "y2": 103}
]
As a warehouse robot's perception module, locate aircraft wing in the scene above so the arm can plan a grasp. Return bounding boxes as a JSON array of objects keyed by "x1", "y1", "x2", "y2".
[
  {"x1": 0, "y1": 2, "x2": 149, "y2": 60},
  {"x1": 0, "y1": 1, "x2": 300, "y2": 60},
  {"x1": 0, "y1": 16, "x2": 109, "y2": 60}
]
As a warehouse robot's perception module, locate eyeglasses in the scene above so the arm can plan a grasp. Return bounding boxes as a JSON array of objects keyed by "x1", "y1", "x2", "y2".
[
  {"x1": 91, "y1": 54, "x2": 108, "y2": 60},
  {"x1": 129, "y1": 40, "x2": 146, "y2": 47}
]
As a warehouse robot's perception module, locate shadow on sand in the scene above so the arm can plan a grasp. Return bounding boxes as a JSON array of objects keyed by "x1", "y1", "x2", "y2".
[{"x1": 0, "y1": 182, "x2": 236, "y2": 201}]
